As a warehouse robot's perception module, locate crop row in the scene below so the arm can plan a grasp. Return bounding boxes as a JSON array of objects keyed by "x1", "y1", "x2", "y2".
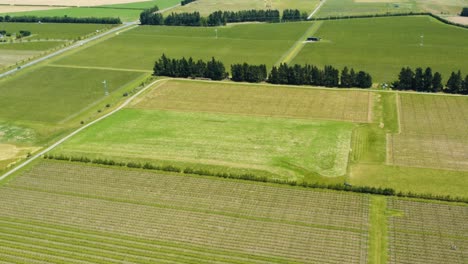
[
  {"x1": 10, "y1": 161, "x2": 370, "y2": 230},
  {"x1": 387, "y1": 198, "x2": 467, "y2": 264},
  {"x1": 0, "y1": 187, "x2": 368, "y2": 263}
]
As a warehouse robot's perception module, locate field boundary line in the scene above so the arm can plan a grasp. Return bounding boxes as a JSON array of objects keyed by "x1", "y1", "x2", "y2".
[
  {"x1": 396, "y1": 93, "x2": 402, "y2": 134},
  {"x1": 367, "y1": 92, "x2": 373, "y2": 123},
  {"x1": 47, "y1": 64, "x2": 152, "y2": 73},
  {"x1": 368, "y1": 196, "x2": 388, "y2": 264},
  {"x1": 0, "y1": 79, "x2": 167, "y2": 182},
  {"x1": 307, "y1": 0, "x2": 327, "y2": 19},
  {"x1": 274, "y1": 21, "x2": 323, "y2": 66}
]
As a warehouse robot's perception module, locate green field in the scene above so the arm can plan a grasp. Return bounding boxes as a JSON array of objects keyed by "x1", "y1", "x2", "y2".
[
  {"x1": 1, "y1": 0, "x2": 181, "y2": 22},
  {"x1": 52, "y1": 108, "x2": 355, "y2": 181},
  {"x1": 167, "y1": 0, "x2": 320, "y2": 15},
  {"x1": 0, "y1": 22, "x2": 114, "y2": 40},
  {"x1": 0, "y1": 66, "x2": 144, "y2": 124},
  {"x1": 292, "y1": 16, "x2": 468, "y2": 82},
  {"x1": 55, "y1": 22, "x2": 312, "y2": 70},
  {"x1": 316, "y1": 0, "x2": 468, "y2": 17}
]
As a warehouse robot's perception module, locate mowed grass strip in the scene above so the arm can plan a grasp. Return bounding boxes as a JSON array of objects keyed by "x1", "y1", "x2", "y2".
[
  {"x1": 0, "y1": 160, "x2": 370, "y2": 263},
  {"x1": 53, "y1": 108, "x2": 355, "y2": 179},
  {"x1": 132, "y1": 80, "x2": 372, "y2": 123},
  {"x1": 292, "y1": 16, "x2": 468, "y2": 82},
  {"x1": 0, "y1": 66, "x2": 144, "y2": 123},
  {"x1": 389, "y1": 94, "x2": 468, "y2": 171},
  {"x1": 55, "y1": 22, "x2": 312, "y2": 70}
]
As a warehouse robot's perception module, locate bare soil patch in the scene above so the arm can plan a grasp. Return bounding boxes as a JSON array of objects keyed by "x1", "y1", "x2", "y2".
[
  {"x1": 0, "y1": 144, "x2": 19, "y2": 160},
  {"x1": 446, "y1": 16, "x2": 468, "y2": 25},
  {"x1": 0, "y1": 50, "x2": 39, "y2": 68},
  {"x1": 0, "y1": 5, "x2": 65, "y2": 12}
]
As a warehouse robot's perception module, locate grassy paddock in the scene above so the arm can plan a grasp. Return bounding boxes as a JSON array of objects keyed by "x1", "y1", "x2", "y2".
[
  {"x1": 0, "y1": 66, "x2": 144, "y2": 123},
  {"x1": 292, "y1": 16, "x2": 468, "y2": 82},
  {"x1": 55, "y1": 22, "x2": 312, "y2": 70},
  {"x1": 131, "y1": 80, "x2": 373, "y2": 123},
  {"x1": 52, "y1": 108, "x2": 356, "y2": 181}
]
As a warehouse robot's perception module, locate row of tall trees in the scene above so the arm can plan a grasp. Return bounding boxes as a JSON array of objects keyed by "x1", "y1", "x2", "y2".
[
  {"x1": 153, "y1": 54, "x2": 228, "y2": 80},
  {"x1": 140, "y1": 8, "x2": 305, "y2": 26},
  {"x1": 462, "y1": 7, "x2": 468, "y2": 17},
  {"x1": 268, "y1": 64, "x2": 372, "y2": 88},
  {"x1": 231, "y1": 63, "x2": 267, "y2": 83},
  {"x1": 0, "y1": 15, "x2": 121, "y2": 24},
  {"x1": 393, "y1": 67, "x2": 468, "y2": 95},
  {"x1": 282, "y1": 9, "x2": 308, "y2": 22},
  {"x1": 181, "y1": 0, "x2": 196, "y2": 6}
]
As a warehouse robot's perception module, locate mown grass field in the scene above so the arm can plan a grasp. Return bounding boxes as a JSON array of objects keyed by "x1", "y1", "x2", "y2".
[
  {"x1": 0, "y1": 160, "x2": 371, "y2": 264},
  {"x1": 52, "y1": 108, "x2": 355, "y2": 181},
  {"x1": 166, "y1": 0, "x2": 320, "y2": 15},
  {"x1": 132, "y1": 80, "x2": 372, "y2": 123},
  {"x1": 0, "y1": 66, "x2": 144, "y2": 124},
  {"x1": 1, "y1": 0, "x2": 181, "y2": 22},
  {"x1": 54, "y1": 22, "x2": 312, "y2": 70},
  {"x1": 292, "y1": 16, "x2": 468, "y2": 82},
  {"x1": 316, "y1": 0, "x2": 468, "y2": 17}
]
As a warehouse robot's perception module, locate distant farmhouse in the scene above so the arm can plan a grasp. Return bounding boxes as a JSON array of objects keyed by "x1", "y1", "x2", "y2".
[{"x1": 306, "y1": 36, "x2": 321, "y2": 42}]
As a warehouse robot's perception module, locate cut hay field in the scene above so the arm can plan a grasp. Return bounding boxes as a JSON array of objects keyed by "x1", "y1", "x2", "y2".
[
  {"x1": 166, "y1": 0, "x2": 320, "y2": 15},
  {"x1": 54, "y1": 22, "x2": 312, "y2": 70},
  {"x1": 0, "y1": 0, "x2": 154, "y2": 6},
  {"x1": 1, "y1": 0, "x2": 181, "y2": 22},
  {"x1": 52, "y1": 108, "x2": 355, "y2": 181},
  {"x1": 0, "y1": 160, "x2": 371, "y2": 264},
  {"x1": 0, "y1": 66, "x2": 144, "y2": 124},
  {"x1": 292, "y1": 16, "x2": 468, "y2": 82}
]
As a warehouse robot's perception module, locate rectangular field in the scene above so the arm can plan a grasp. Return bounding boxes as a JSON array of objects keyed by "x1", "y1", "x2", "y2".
[
  {"x1": 0, "y1": 66, "x2": 144, "y2": 123},
  {"x1": 0, "y1": 160, "x2": 371, "y2": 263},
  {"x1": 387, "y1": 198, "x2": 468, "y2": 264},
  {"x1": 54, "y1": 22, "x2": 312, "y2": 70},
  {"x1": 166, "y1": 0, "x2": 320, "y2": 15},
  {"x1": 52, "y1": 108, "x2": 356, "y2": 180},
  {"x1": 388, "y1": 94, "x2": 468, "y2": 171},
  {"x1": 132, "y1": 80, "x2": 373, "y2": 123},
  {"x1": 316, "y1": 0, "x2": 418, "y2": 17},
  {"x1": 0, "y1": 0, "x2": 153, "y2": 6},
  {"x1": 292, "y1": 16, "x2": 468, "y2": 82}
]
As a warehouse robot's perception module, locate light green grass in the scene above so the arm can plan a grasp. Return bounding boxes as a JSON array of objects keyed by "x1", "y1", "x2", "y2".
[
  {"x1": 0, "y1": 41, "x2": 65, "y2": 51},
  {"x1": 166, "y1": 0, "x2": 319, "y2": 16},
  {"x1": 292, "y1": 16, "x2": 468, "y2": 82},
  {"x1": 0, "y1": 22, "x2": 114, "y2": 40},
  {"x1": 0, "y1": 66, "x2": 144, "y2": 123},
  {"x1": 102, "y1": 0, "x2": 180, "y2": 10},
  {"x1": 368, "y1": 196, "x2": 388, "y2": 264},
  {"x1": 351, "y1": 164, "x2": 468, "y2": 198},
  {"x1": 53, "y1": 108, "x2": 356, "y2": 181},
  {"x1": 55, "y1": 22, "x2": 312, "y2": 70}
]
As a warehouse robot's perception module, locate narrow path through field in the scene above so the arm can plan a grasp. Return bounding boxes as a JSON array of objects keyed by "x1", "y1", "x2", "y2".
[
  {"x1": 368, "y1": 196, "x2": 388, "y2": 264},
  {"x1": 308, "y1": 0, "x2": 327, "y2": 19},
  {"x1": 0, "y1": 79, "x2": 167, "y2": 182},
  {"x1": 274, "y1": 21, "x2": 323, "y2": 66}
]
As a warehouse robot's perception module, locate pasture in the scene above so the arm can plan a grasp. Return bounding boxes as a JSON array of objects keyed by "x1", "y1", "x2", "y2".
[
  {"x1": 0, "y1": 66, "x2": 144, "y2": 124},
  {"x1": 52, "y1": 108, "x2": 355, "y2": 181},
  {"x1": 55, "y1": 22, "x2": 312, "y2": 70},
  {"x1": 166, "y1": 0, "x2": 320, "y2": 15},
  {"x1": 0, "y1": 160, "x2": 371, "y2": 264},
  {"x1": 0, "y1": 0, "x2": 154, "y2": 6},
  {"x1": 292, "y1": 16, "x2": 468, "y2": 82}
]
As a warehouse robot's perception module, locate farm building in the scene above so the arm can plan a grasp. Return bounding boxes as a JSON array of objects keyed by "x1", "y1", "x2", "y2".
[{"x1": 306, "y1": 36, "x2": 321, "y2": 42}]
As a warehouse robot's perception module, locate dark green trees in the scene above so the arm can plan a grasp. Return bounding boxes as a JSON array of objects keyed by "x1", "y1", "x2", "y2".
[
  {"x1": 446, "y1": 71, "x2": 463, "y2": 94},
  {"x1": 282, "y1": 9, "x2": 307, "y2": 21},
  {"x1": 461, "y1": 7, "x2": 468, "y2": 16},
  {"x1": 231, "y1": 63, "x2": 267, "y2": 83},
  {"x1": 153, "y1": 54, "x2": 227, "y2": 80},
  {"x1": 181, "y1": 0, "x2": 196, "y2": 6},
  {"x1": 140, "y1": 6, "x2": 163, "y2": 25}
]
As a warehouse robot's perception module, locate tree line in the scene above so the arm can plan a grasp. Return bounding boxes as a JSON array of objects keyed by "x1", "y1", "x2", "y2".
[
  {"x1": 44, "y1": 154, "x2": 468, "y2": 204},
  {"x1": 231, "y1": 63, "x2": 267, "y2": 83},
  {"x1": 393, "y1": 67, "x2": 468, "y2": 95},
  {"x1": 462, "y1": 7, "x2": 468, "y2": 17},
  {"x1": 268, "y1": 64, "x2": 373, "y2": 88},
  {"x1": 0, "y1": 15, "x2": 121, "y2": 24},
  {"x1": 181, "y1": 0, "x2": 197, "y2": 6},
  {"x1": 140, "y1": 7, "x2": 306, "y2": 26},
  {"x1": 153, "y1": 54, "x2": 228, "y2": 80}
]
